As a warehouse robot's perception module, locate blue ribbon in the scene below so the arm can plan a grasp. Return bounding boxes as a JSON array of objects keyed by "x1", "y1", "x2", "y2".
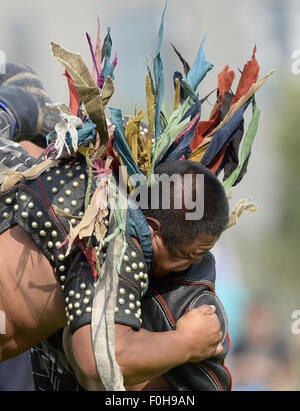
[
  {"x1": 200, "y1": 99, "x2": 252, "y2": 166},
  {"x1": 110, "y1": 107, "x2": 146, "y2": 185},
  {"x1": 187, "y1": 34, "x2": 214, "y2": 92},
  {"x1": 154, "y1": 1, "x2": 167, "y2": 138}
]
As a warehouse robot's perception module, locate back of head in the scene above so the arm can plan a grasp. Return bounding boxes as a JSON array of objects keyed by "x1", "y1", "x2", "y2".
[{"x1": 142, "y1": 160, "x2": 229, "y2": 251}]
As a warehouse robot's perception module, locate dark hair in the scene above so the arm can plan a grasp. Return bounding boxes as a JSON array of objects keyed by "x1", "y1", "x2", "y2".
[{"x1": 141, "y1": 160, "x2": 229, "y2": 251}]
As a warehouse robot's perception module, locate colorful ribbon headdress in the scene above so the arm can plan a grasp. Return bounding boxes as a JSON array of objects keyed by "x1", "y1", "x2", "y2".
[{"x1": 45, "y1": 4, "x2": 275, "y2": 241}]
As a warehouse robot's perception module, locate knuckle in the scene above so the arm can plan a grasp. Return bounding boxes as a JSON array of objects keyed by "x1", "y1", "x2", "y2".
[
  {"x1": 199, "y1": 304, "x2": 210, "y2": 313},
  {"x1": 209, "y1": 314, "x2": 219, "y2": 327}
]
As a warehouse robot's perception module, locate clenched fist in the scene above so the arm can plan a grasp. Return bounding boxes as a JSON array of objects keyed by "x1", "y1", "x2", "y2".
[{"x1": 175, "y1": 304, "x2": 223, "y2": 362}]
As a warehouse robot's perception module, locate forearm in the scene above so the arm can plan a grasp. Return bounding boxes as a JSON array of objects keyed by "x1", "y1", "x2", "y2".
[
  {"x1": 66, "y1": 306, "x2": 222, "y2": 387},
  {"x1": 63, "y1": 326, "x2": 105, "y2": 391},
  {"x1": 115, "y1": 325, "x2": 190, "y2": 385},
  {"x1": 68, "y1": 323, "x2": 189, "y2": 387}
]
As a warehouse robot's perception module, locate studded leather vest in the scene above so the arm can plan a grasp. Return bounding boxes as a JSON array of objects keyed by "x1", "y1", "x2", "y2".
[{"x1": 0, "y1": 156, "x2": 147, "y2": 333}]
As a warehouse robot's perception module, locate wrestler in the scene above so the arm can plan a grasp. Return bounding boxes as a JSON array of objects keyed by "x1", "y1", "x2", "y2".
[
  {"x1": 0, "y1": 62, "x2": 228, "y2": 391},
  {"x1": 0, "y1": 156, "x2": 226, "y2": 389}
]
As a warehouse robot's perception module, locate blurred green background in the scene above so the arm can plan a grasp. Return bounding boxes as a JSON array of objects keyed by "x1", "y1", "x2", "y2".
[{"x1": 0, "y1": 0, "x2": 299, "y2": 391}]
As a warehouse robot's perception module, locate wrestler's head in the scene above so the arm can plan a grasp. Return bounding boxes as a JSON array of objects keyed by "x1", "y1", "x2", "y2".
[{"x1": 141, "y1": 160, "x2": 229, "y2": 277}]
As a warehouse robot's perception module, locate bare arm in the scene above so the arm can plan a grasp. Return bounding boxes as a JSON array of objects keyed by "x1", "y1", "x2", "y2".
[
  {"x1": 66, "y1": 304, "x2": 223, "y2": 387},
  {"x1": 19, "y1": 141, "x2": 44, "y2": 158}
]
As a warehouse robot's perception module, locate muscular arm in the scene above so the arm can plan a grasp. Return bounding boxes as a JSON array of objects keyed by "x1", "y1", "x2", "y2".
[
  {"x1": 0, "y1": 226, "x2": 66, "y2": 362},
  {"x1": 66, "y1": 304, "x2": 223, "y2": 387}
]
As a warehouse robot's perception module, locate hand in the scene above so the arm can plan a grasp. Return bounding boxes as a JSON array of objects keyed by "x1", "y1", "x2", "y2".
[{"x1": 176, "y1": 304, "x2": 223, "y2": 362}]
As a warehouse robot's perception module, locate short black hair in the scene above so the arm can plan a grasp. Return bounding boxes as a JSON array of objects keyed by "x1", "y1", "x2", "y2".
[{"x1": 141, "y1": 160, "x2": 229, "y2": 251}]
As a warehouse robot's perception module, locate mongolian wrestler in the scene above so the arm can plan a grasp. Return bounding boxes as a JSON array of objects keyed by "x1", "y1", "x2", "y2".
[{"x1": 0, "y1": 61, "x2": 231, "y2": 391}]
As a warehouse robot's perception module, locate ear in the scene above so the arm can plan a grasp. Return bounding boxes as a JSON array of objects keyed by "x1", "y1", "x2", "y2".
[{"x1": 145, "y1": 217, "x2": 162, "y2": 238}]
